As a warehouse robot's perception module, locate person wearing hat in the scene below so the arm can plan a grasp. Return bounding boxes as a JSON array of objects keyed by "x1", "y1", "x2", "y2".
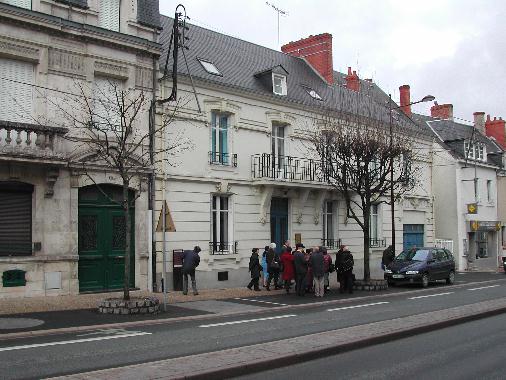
[
  {"x1": 182, "y1": 246, "x2": 201, "y2": 295},
  {"x1": 293, "y1": 243, "x2": 307, "y2": 296}
]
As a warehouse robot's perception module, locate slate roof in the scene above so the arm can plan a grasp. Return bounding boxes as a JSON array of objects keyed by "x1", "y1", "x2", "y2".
[
  {"x1": 159, "y1": 16, "x2": 433, "y2": 139},
  {"x1": 137, "y1": 0, "x2": 161, "y2": 29},
  {"x1": 412, "y1": 113, "x2": 504, "y2": 167}
]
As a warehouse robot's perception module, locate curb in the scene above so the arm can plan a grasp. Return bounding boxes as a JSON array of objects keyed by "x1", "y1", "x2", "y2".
[
  {"x1": 47, "y1": 297, "x2": 506, "y2": 380},
  {"x1": 2, "y1": 278, "x2": 504, "y2": 341}
]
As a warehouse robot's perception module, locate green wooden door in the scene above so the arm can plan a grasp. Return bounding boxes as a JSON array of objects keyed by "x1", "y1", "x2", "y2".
[{"x1": 78, "y1": 185, "x2": 135, "y2": 292}]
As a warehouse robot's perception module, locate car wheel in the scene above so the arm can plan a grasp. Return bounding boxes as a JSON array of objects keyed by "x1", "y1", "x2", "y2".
[
  {"x1": 446, "y1": 270, "x2": 455, "y2": 285},
  {"x1": 421, "y1": 273, "x2": 429, "y2": 288}
]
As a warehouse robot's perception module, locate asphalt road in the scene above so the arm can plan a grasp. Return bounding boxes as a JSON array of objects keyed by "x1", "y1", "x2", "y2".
[
  {"x1": 2, "y1": 275, "x2": 506, "y2": 379},
  {"x1": 234, "y1": 313, "x2": 506, "y2": 380}
]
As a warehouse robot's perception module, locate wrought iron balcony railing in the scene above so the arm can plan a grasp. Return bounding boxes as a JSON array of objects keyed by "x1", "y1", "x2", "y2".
[
  {"x1": 369, "y1": 238, "x2": 386, "y2": 248},
  {"x1": 209, "y1": 241, "x2": 238, "y2": 255},
  {"x1": 251, "y1": 153, "x2": 324, "y2": 183},
  {"x1": 321, "y1": 238, "x2": 342, "y2": 250},
  {"x1": 209, "y1": 151, "x2": 237, "y2": 167}
]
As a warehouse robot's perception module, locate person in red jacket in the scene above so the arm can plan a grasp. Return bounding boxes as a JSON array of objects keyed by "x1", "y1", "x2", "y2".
[{"x1": 280, "y1": 246, "x2": 295, "y2": 294}]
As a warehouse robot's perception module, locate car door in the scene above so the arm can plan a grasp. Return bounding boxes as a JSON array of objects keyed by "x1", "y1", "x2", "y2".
[
  {"x1": 426, "y1": 250, "x2": 441, "y2": 280},
  {"x1": 434, "y1": 249, "x2": 447, "y2": 279}
]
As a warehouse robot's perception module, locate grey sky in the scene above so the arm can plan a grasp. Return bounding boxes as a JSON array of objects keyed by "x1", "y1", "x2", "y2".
[{"x1": 160, "y1": 0, "x2": 505, "y2": 124}]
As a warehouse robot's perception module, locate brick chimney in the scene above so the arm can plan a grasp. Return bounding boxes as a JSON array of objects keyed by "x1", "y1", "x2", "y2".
[
  {"x1": 430, "y1": 103, "x2": 453, "y2": 120},
  {"x1": 485, "y1": 114, "x2": 506, "y2": 149},
  {"x1": 345, "y1": 67, "x2": 360, "y2": 92},
  {"x1": 473, "y1": 112, "x2": 486, "y2": 134},
  {"x1": 399, "y1": 85, "x2": 411, "y2": 117},
  {"x1": 281, "y1": 33, "x2": 333, "y2": 84}
]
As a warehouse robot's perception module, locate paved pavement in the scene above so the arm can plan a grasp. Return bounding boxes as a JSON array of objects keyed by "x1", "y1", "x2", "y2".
[{"x1": 47, "y1": 297, "x2": 506, "y2": 380}]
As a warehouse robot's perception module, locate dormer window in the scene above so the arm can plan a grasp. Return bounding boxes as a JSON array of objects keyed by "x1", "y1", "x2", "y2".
[
  {"x1": 464, "y1": 141, "x2": 485, "y2": 161},
  {"x1": 198, "y1": 59, "x2": 222, "y2": 76},
  {"x1": 272, "y1": 74, "x2": 287, "y2": 96}
]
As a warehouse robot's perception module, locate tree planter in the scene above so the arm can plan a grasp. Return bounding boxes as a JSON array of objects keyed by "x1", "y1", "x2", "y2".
[
  {"x1": 98, "y1": 297, "x2": 160, "y2": 315},
  {"x1": 353, "y1": 279, "x2": 388, "y2": 291}
]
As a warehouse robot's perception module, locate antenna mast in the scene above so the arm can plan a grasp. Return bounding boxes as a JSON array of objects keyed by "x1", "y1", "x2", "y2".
[{"x1": 266, "y1": 2, "x2": 288, "y2": 47}]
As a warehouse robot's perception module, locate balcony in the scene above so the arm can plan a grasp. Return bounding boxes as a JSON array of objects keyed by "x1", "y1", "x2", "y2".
[
  {"x1": 370, "y1": 238, "x2": 386, "y2": 248},
  {"x1": 322, "y1": 238, "x2": 342, "y2": 250},
  {"x1": 251, "y1": 153, "x2": 325, "y2": 184},
  {"x1": 209, "y1": 241, "x2": 238, "y2": 255},
  {"x1": 208, "y1": 151, "x2": 237, "y2": 167},
  {"x1": 0, "y1": 120, "x2": 68, "y2": 164}
]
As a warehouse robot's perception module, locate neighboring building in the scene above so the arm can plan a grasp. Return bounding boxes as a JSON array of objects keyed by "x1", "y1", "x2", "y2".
[
  {"x1": 156, "y1": 20, "x2": 436, "y2": 290},
  {"x1": 414, "y1": 104, "x2": 504, "y2": 271},
  {"x1": 0, "y1": 0, "x2": 161, "y2": 297}
]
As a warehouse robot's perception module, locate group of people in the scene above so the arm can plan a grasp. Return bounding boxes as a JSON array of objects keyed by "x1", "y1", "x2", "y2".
[{"x1": 248, "y1": 241, "x2": 355, "y2": 297}]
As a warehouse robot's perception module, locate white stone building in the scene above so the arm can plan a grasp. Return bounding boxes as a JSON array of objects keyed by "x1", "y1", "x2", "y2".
[
  {"x1": 155, "y1": 21, "x2": 436, "y2": 290},
  {"x1": 0, "y1": 0, "x2": 161, "y2": 297}
]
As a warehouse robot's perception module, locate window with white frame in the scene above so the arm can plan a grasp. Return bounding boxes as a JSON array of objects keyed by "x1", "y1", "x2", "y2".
[
  {"x1": 271, "y1": 123, "x2": 286, "y2": 175},
  {"x1": 323, "y1": 201, "x2": 337, "y2": 248},
  {"x1": 487, "y1": 179, "x2": 492, "y2": 203},
  {"x1": 474, "y1": 178, "x2": 480, "y2": 202},
  {"x1": 210, "y1": 112, "x2": 230, "y2": 165},
  {"x1": 464, "y1": 141, "x2": 485, "y2": 161},
  {"x1": 0, "y1": 58, "x2": 34, "y2": 123},
  {"x1": 211, "y1": 195, "x2": 231, "y2": 253},
  {"x1": 98, "y1": 0, "x2": 120, "y2": 32},
  {"x1": 198, "y1": 59, "x2": 222, "y2": 76},
  {"x1": 93, "y1": 77, "x2": 123, "y2": 131},
  {"x1": 272, "y1": 74, "x2": 287, "y2": 96},
  {"x1": 369, "y1": 204, "x2": 379, "y2": 245},
  {"x1": 2, "y1": 0, "x2": 31, "y2": 9}
]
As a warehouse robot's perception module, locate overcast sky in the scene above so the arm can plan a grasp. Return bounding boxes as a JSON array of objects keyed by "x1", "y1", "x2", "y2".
[{"x1": 160, "y1": 0, "x2": 505, "y2": 124}]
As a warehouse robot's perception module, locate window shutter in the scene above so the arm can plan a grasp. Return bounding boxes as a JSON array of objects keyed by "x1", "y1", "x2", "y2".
[
  {"x1": 0, "y1": 58, "x2": 34, "y2": 123},
  {"x1": 98, "y1": 0, "x2": 120, "y2": 32},
  {"x1": 3, "y1": 0, "x2": 32, "y2": 9},
  {"x1": 0, "y1": 183, "x2": 33, "y2": 256}
]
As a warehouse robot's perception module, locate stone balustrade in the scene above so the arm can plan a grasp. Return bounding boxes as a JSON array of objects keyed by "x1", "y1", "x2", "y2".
[{"x1": 0, "y1": 120, "x2": 68, "y2": 161}]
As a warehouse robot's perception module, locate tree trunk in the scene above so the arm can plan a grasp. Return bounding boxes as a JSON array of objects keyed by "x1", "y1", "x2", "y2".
[
  {"x1": 123, "y1": 181, "x2": 131, "y2": 301},
  {"x1": 363, "y1": 211, "x2": 371, "y2": 282}
]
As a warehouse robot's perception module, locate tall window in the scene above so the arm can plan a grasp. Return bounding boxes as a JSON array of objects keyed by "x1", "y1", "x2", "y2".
[
  {"x1": 93, "y1": 77, "x2": 123, "y2": 131},
  {"x1": 370, "y1": 204, "x2": 379, "y2": 243},
  {"x1": 2, "y1": 0, "x2": 31, "y2": 9},
  {"x1": 464, "y1": 141, "x2": 485, "y2": 161},
  {"x1": 0, "y1": 182, "x2": 33, "y2": 256},
  {"x1": 0, "y1": 58, "x2": 34, "y2": 123},
  {"x1": 487, "y1": 180, "x2": 492, "y2": 202},
  {"x1": 323, "y1": 201, "x2": 335, "y2": 247},
  {"x1": 474, "y1": 178, "x2": 479, "y2": 202},
  {"x1": 272, "y1": 74, "x2": 287, "y2": 96},
  {"x1": 211, "y1": 112, "x2": 229, "y2": 164},
  {"x1": 98, "y1": 0, "x2": 120, "y2": 32},
  {"x1": 211, "y1": 195, "x2": 230, "y2": 253}
]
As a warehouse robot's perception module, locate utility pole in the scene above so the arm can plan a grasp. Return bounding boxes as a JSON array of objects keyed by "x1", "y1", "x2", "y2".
[{"x1": 266, "y1": 2, "x2": 288, "y2": 47}]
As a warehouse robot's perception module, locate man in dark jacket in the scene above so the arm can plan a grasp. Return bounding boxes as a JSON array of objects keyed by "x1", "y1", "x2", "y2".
[
  {"x1": 336, "y1": 246, "x2": 354, "y2": 294},
  {"x1": 310, "y1": 246, "x2": 325, "y2": 297},
  {"x1": 381, "y1": 245, "x2": 395, "y2": 270},
  {"x1": 293, "y1": 243, "x2": 307, "y2": 296},
  {"x1": 182, "y1": 246, "x2": 201, "y2": 295},
  {"x1": 247, "y1": 248, "x2": 261, "y2": 291},
  {"x1": 266, "y1": 244, "x2": 281, "y2": 291}
]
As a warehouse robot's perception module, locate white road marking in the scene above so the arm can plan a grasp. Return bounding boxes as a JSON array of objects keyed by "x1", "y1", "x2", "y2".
[
  {"x1": 327, "y1": 301, "x2": 389, "y2": 312},
  {"x1": 0, "y1": 332, "x2": 151, "y2": 352},
  {"x1": 234, "y1": 298, "x2": 288, "y2": 306},
  {"x1": 468, "y1": 284, "x2": 501, "y2": 291},
  {"x1": 408, "y1": 292, "x2": 453, "y2": 300},
  {"x1": 199, "y1": 314, "x2": 296, "y2": 328}
]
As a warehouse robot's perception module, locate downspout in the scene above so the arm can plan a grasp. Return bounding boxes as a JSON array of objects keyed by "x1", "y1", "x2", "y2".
[{"x1": 150, "y1": 54, "x2": 157, "y2": 291}]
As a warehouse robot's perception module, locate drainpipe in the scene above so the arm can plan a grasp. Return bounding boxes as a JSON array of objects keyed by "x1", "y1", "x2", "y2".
[{"x1": 150, "y1": 38, "x2": 158, "y2": 291}]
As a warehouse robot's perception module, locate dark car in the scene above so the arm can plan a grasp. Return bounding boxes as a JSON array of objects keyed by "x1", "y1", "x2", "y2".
[{"x1": 384, "y1": 247, "x2": 456, "y2": 287}]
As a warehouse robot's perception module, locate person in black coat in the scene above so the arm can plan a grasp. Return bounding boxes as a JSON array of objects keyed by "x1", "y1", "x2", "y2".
[
  {"x1": 266, "y1": 245, "x2": 281, "y2": 291},
  {"x1": 293, "y1": 243, "x2": 308, "y2": 296},
  {"x1": 336, "y1": 246, "x2": 354, "y2": 294},
  {"x1": 247, "y1": 248, "x2": 261, "y2": 291},
  {"x1": 182, "y1": 246, "x2": 201, "y2": 295},
  {"x1": 381, "y1": 245, "x2": 395, "y2": 270}
]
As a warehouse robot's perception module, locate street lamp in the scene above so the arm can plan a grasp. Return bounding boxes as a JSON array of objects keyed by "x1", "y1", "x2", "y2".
[{"x1": 389, "y1": 93, "x2": 435, "y2": 252}]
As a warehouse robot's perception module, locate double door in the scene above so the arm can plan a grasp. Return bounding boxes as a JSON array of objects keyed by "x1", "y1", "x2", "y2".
[{"x1": 270, "y1": 197, "x2": 288, "y2": 254}]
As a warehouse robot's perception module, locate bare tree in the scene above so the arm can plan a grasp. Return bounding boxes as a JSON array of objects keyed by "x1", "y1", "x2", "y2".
[
  {"x1": 36, "y1": 79, "x2": 189, "y2": 300},
  {"x1": 311, "y1": 97, "x2": 421, "y2": 282}
]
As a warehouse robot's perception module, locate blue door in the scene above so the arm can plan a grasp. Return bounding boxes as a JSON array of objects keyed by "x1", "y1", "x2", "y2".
[
  {"x1": 403, "y1": 224, "x2": 424, "y2": 251},
  {"x1": 270, "y1": 198, "x2": 288, "y2": 254}
]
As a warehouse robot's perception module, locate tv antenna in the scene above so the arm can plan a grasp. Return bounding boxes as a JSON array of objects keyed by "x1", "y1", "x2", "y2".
[{"x1": 266, "y1": 2, "x2": 289, "y2": 46}]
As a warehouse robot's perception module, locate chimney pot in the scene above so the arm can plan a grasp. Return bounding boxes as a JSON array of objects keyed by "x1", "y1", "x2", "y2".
[
  {"x1": 399, "y1": 85, "x2": 411, "y2": 117},
  {"x1": 430, "y1": 103, "x2": 454, "y2": 120},
  {"x1": 345, "y1": 66, "x2": 360, "y2": 92}
]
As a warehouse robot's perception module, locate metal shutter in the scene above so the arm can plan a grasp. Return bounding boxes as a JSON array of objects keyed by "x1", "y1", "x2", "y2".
[
  {"x1": 0, "y1": 58, "x2": 34, "y2": 123},
  {"x1": 98, "y1": 0, "x2": 120, "y2": 32},
  {"x1": 0, "y1": 183, "x2": 33, "y2": 256},
  {"x1": 3, "y1": 0, "x2": 32, "y2": 9}
]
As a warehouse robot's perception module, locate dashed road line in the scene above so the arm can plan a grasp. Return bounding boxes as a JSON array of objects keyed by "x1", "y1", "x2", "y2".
[
  {"x1": 199, "y1": 314, "x2": 296, "y2": 328},
  {"x1": 468, "y1": 284, "x2": 501, "y2": 291},
  {"x1": 0, "y1": 332, "x2": 151, "y2": 352},
  {"x1": 409, "y1": 292, "x2": 453, "y2": 300},
  {"x1": 234, "y1": 298, "x2": 288, "y2": 306},
  {"x1": 327, "y1": 301, "x2": 389, "y2": 312}
]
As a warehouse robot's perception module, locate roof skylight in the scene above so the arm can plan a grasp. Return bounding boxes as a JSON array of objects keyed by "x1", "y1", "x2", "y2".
[
  {"x1": 198, "y1": 59, "x2": 222, "y2": 76},
  {"x1": 304, "y1": 87, "x2": 323, "y2": 101}
]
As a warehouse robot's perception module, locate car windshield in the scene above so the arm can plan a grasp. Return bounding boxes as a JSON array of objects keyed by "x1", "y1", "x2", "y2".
[{"x1": 395, "y1": 249, "x2": 430, "y2": 262}]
